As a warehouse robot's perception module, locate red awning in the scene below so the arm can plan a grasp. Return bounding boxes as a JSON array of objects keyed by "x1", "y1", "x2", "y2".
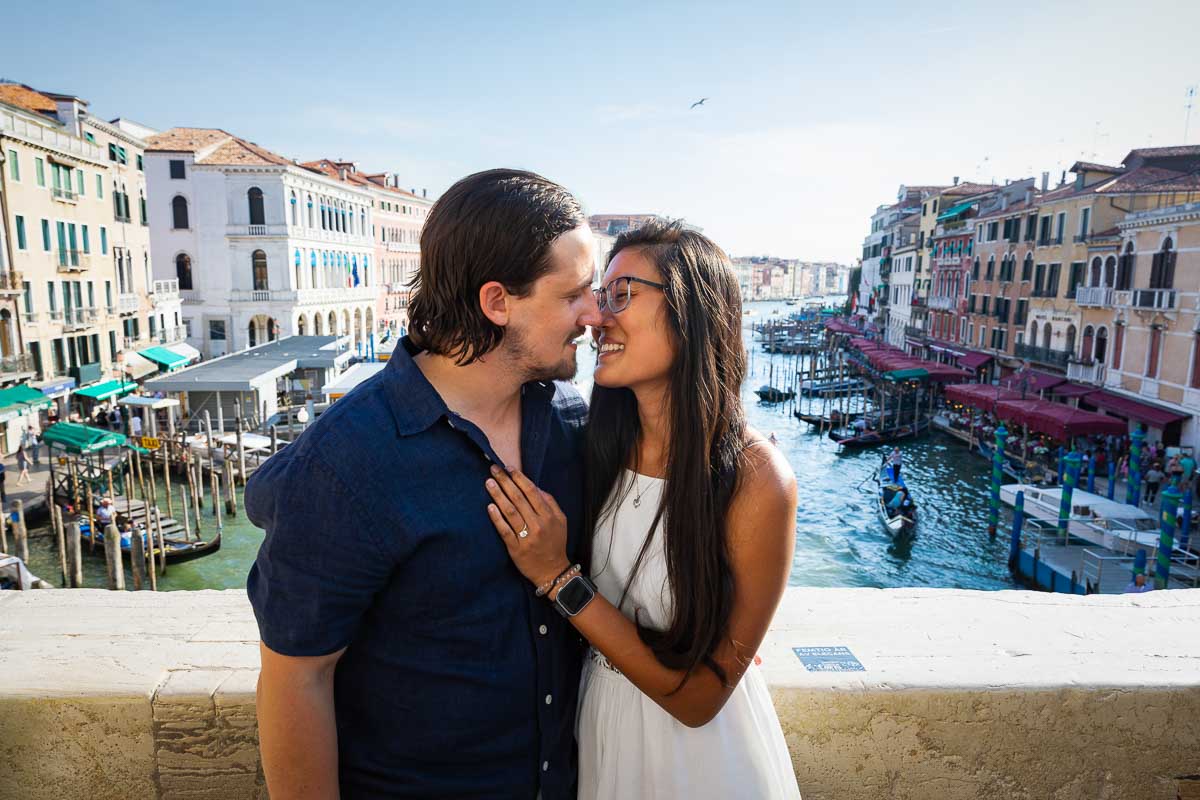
[
  {"x1": 944, "y1": 383, "x2": 1022, "y2": 413},
  {"x1": 993, "y1": 399, "x2": 1050, "y2": 428},
  {"x1": 956, "y1": 351, "x2": 993, "y2": 370},
  {"x1": 1049, "y1": 382, "x2": 1096, "y2": 399},
  {"x1": 1085, "y1": 390, "x2": 1189, "y2": 428},
  {"x1": 1004, "y1": 369, "x2": 1066, "y2": 393},
  {"x1": 998, "y1": 401, "x2": 1128, "y2": 441}
]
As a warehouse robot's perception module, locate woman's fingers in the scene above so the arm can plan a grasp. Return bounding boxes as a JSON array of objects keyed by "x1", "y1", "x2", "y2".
[
  {"x1": 487, "y1": 504, "x2": 517, "y2": 545},
  {"x1": 489, "y1": 467, "x2": 539, "y2": 530},
  {"x1": 505, "y1": 468, "x2": 548, "y2": 515},
  {"x1": 485, "y1": 479, "x2": 526, "y2": 535}
]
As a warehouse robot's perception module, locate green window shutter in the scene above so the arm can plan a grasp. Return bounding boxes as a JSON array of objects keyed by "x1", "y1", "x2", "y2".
[
  {"x1": 47, "y1": 281, "x2": 56, "y2": 311},
  {"x1": 76, "y1": 169, "x2": 84, "y2": 196},
  {"x1": 82, "y1": 225, "x2": 90, "y2": 253},
  {"x1": 41, "y1": 219, "x2": 50, "y2": 251},
  {"x1": 35, "y1": 158, "x2": 45, "y2": 186},
  {"x1": 7, "y1": 150, "x2": 17, "y2": 180},
  {"x1": 15, "y1": 215, "x2": 27, "y2": 249},
  {"x1": 108, "y1": 143, "x2": 117, "y2": 161},
  {"x1": 136, "y1": 154, "x2": 143, "y2": 171},
  {"x1": 84, "y1": 132, "x2": 96, "y2": 144},
  {"x1": 140, "y1": 197, "x2": 147, "y2": 225},
  {"x1": 96, "y1": 173, "x2": 103, "y2": 198},
  {"x1": 100, "y1": 227, "x2": 107, "y2": 254}
]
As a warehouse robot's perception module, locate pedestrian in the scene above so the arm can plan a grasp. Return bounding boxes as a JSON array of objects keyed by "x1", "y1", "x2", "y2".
[
  {"x1": 20, "y1": 426, "x2": 39, "y2": 466},
  {"x1": 15, "y1": 446, "x2": 30, "y2": 486},
  {"x1": 887, "y1": 446, "x2": 903, "y2": 481},
  {"x1": 109, "y1": 405, "x2": 122, "y2": 431},
  {"x1": 130, "y1": 413, "x2": 143, "y2": 439},
  {"x1": 1143, "y1": 462, "x2": 1164, "y2": 505},
  {"x1": 1181, "y1": 450, "x2": 1196, "y2": 491},
  {"x1": 1168, "y1": 453, "x2": 1184, "y2": 486}
]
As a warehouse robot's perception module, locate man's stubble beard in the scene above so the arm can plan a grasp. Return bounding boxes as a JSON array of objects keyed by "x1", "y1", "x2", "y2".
[{"x1": 503, "y1": 323, "x2": 579, "y2": 383}]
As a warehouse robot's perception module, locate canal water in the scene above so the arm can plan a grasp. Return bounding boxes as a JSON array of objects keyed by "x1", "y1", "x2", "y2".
[{"x1": 23, "y1": 300, "x2": 1019, "y2": 591}]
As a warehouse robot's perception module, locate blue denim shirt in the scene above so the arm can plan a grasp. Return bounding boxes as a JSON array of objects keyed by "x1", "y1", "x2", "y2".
[{"x1": 246, "y1": 337, "x2": 587, "y2": 799}]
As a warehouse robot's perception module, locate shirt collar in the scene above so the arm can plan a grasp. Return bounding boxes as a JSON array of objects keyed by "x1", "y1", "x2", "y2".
[{"x1": 383, "y1": 336, "x2": 558, "y2": 437}]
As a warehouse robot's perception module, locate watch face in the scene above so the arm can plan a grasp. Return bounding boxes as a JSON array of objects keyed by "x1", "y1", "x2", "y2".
[{"x1": 557, "y1": 576, "x2": 594, "y2": 615}]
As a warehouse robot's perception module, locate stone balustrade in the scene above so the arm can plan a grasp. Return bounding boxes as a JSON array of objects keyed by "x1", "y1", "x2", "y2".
[{"x1": 1, "y1": 587, "x2": 1199, "y2": 799}]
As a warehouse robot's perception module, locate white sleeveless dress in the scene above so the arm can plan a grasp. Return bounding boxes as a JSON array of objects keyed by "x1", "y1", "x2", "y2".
[{"x1": 576, "y1": 470, "x2": 801, "y2": 799}]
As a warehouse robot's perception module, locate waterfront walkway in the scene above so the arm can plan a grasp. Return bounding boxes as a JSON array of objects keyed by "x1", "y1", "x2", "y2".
[{"x1": 0, "y1": 448, "x2": 52, "y2": 518}]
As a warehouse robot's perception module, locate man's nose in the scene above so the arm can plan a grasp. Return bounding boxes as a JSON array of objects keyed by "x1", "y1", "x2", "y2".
[{"x1": 579, "y1": 290, "x2": 603, "y2": 328}]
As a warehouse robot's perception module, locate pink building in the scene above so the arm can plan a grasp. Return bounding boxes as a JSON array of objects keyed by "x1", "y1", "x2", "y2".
[{"x1": 363, "y1": 175, "x2": 431, "y2": 337}]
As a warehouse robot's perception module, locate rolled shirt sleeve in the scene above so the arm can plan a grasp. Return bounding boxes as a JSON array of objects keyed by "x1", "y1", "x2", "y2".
[{"x1": 246, "y1": 450, "x2": 394, "y2": 656}]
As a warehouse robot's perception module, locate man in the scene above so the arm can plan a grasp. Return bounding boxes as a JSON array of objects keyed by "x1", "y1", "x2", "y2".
[
  {"x1": 96, "y1": 497, "x2": 115, "y2": 527},
  {"x1": 20, "y1": 427, "x2": 38, "y2": 466},
  {"x1": 129, "y1": 413, "x2": 143, "y2": 439},
  {"x1": 247, "y1": 169, "x2": 601, "y2": 799},
  {"x1": 1123, "y1": 572, "x2": 1154, "y2": 593}
]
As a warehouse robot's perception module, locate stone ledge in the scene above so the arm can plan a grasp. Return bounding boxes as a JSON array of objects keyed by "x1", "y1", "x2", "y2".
[{"x1": 1, "y1": 587, "x2": 1199, "y2": 799}]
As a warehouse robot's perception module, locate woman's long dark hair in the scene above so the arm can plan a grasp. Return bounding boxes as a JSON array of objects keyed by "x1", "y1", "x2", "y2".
[{"x1": 583, "y1": 219, "x2": 746, "y2": 689}]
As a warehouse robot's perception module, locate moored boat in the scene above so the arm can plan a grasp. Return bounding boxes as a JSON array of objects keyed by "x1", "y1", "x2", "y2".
[
  {"x1": 755, "y1": 385, "x2": 795, "y2": 403},
  {"x1": 831, "y1": 418, "x2": 929, "y2": 448},
  {"x1": 877, "y1": 464, "x2": 917, "y2": 536}
]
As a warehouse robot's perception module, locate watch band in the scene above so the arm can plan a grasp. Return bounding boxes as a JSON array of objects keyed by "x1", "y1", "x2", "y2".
[{"x1": 552, "y1": 574, "x2": 597, "y2": 618}]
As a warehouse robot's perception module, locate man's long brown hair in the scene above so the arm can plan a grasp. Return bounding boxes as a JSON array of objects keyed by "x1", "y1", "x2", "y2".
[{"x1": 583, "y1": 219, "x2": 747, "y2": 689}]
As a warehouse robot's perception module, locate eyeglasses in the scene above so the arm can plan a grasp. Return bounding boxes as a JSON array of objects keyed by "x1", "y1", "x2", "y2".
[{"x1": 593, "y1": 276, "x2": 666, "y2": 314}]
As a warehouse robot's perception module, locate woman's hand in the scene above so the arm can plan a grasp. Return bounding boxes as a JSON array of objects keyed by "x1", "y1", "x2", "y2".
[{"x1": 485, "y1": 465, "x2": 571, "y2": 590}]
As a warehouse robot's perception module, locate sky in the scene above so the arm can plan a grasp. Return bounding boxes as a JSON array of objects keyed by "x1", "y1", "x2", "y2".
[{"x1": 5, "y1": 0, "x2": 1199, "y2": 263}]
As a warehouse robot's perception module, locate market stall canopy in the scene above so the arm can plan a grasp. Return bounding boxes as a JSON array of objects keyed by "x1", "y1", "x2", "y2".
[
  {"x1": 995, "y1": 398, "x2": 1126, "y2": 441},
  {"x1": 1049, "y1": 381, "x2": 1096, "y2": 399},
  {"x1": 165, "y1": 342, "x2": 202, "y2": 364},
  {"x1": 956, "y1": 350, "x2": 993, "y2": 370},
  {"x1": 74, "y1": 379, "x2": 138, "y2": 402},
  {"x1": 1003, "y1": 369, "x2": 1066, "y2": 394},
  {"x1": 1084, "y1": 390, "x2": 1188, "y2": 429},
  {"x1": 122, "y1": 351, "x2": 159, "y2": 380},
  {"x1": 0, "y1": 384, "x2": 53, "y2": 422},
  {"x1": 42, "y1": 422, "x2": 127, "y2": 454},
  {"x1": 139, "y1": 345, "x2": 189, "y2": 371},
  {"x1": 944, "y1": 383, "x2": 1022, "y2": 413}
]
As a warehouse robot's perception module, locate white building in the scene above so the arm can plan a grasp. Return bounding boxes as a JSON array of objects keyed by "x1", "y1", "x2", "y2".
[{"x1": 144, "y1": 129, "x2": 378, "y2": 360}]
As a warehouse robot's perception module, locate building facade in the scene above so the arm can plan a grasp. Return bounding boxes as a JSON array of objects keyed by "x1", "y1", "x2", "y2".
[
  {"x1": 145, "y1": 130, "x2": 379, "y2": 359},
  {"x1": 365, "y1": 175, "x2": 430, "y2": 337}
]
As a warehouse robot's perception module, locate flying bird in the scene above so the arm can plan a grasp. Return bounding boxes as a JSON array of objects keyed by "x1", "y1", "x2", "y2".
[{"x1": 690, "y1": 98, "x2": 708, "y2": 109}]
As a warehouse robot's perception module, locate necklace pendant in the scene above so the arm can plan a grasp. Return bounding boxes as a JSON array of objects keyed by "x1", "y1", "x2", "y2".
[{"x1": 633, "y1": 496, "x2": 641, "y2": 508}]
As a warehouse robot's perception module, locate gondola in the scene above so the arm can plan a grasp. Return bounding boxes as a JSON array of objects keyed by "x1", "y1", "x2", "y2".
[
  {"x1": 75, "y1": 514, "x2": 222, "y2": 564},
  {"x1": 830, "y1": 418, "x2": 929, "y2": 448},
  {"x1": 755, "y1": 385, "x2": 795, "y2": 403},
  {"x1": 793, "y1": 409, "x2": 864, "y2": 428},
  {"x1": 877, "y1": 464, "x2": 917, "y2": 536}
]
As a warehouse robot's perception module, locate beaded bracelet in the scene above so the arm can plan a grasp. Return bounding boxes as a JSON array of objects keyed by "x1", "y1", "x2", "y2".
[{"x1": 536, "y1": 563, "x2": 581, "y2": 598}]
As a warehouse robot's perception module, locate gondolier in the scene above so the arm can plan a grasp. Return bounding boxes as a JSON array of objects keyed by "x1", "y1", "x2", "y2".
[{"x1": 887, "y1": 447, "x2": 903, "y2": 481}]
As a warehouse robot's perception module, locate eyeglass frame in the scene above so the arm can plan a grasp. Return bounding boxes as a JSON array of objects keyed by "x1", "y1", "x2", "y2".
[{"x1": 593, "y1": 276, "x2": 667, "y2": 314}]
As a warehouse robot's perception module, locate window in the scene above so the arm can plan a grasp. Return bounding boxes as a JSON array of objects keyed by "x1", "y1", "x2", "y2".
[
  {"x1": 108, "y1": 143, "x2": 117, "y2": 162},
  {"x1": 169, "y1": 160, "x2": 186, "y2": 179},
  {"x1": 171, "y1": 196, "x2": 189, "y2": 229},
  {"x1": 1038, "y1": 216, "x2": 1051, "y2": 245},
  {"x1": 985, "y1": 256, "x2": 994, "y2": 280},
  {"x1": 1015, "y1": 299, "x2": 1028, "y2": 326},
  {"x1": 1022, "y1": 253, "x2": 1033, "y2": 281},
  {"x1": 1055, "y1": 212, "x2": 1066, "y2": 244},
  {"x1": 1034, "y1": 263, "x2": 1046, "y2": 295},
  {"x1": 81, "y1": 225, "x2": 90, "y2": 254},
  {"x1": 290, "y1": 191, "x2": 297, "y2": 226},
  {"x1": 96, "y1": 173, "x2": 103, "y2": 198},
  {"x1": 987, "y1": 222, "x2": 998, "y2": 242},
  {"x1": 1046, "y1": 263, "x2": 1062, "y2": 297},
  {"x1": 35, "y1": 157, "x2": 45, "y2": 187},
  {"x1": 40, "y1": 219, "x2": 50, "y2": 251},
  {"x1": 1079, "y1": 208, "x2": 1091, "y2": 239},
  {"x1": 139, "y1": 193, "x2": 147, "y2": 225},
  {"x1": 972, "y1": 258, "x2": 980, "y2": 280},
  {"x1": 100, "y1": 227, "x2": 107, "y2": 254},
  {"x1": 252, "y1": 250, "x2": 269, "y2": 291},
  {"x1": 136, "y1": 155, "x2": 143, "y2": 171},
  {"x1": 1116, "y1": 242, "x2": 1135, "y2": 290},
  {"x1": 1147, "y1": 327, "x2": 1162, "y2": 378},
  {"x1": 1095, "y1": 327, "x2": 1108, "y2": 363},
  {"x1": 307, "y1": 195, "x2": 314, "y2": 228},
  {"x1": 1066, "y1": 262, "x2": 1084, "y2": 298},
  {"x1": 248, "y1": 187, "x2": 265, "y2": 226},
  {"x1": 209, "y1": 320, "x2": 226, "y2": 341},
  {"x1": 176, "y1": 254, "x2": 194, "y2": 290},
  {"x1": 109, "y1": 331, "x2": 117, "y2": 361},
  {"x1": 76, "y1": 169, "x2": 85, "y2": 197},
  {"x1": 7, "y1": 149, "x2": 17, "y2": 180},
  {"x1": 14, "y1": 215, "x2": 26, "y2": 250},
  {"x1": 981, "y1": 296, "x2": 990, "y2": 315},
  {"x1": 1149, "y1": 237, "x2": 1176, "y2": 289},
  {"x1": 1025, "y1": 214, "x2": 1037, "y2": 241}
]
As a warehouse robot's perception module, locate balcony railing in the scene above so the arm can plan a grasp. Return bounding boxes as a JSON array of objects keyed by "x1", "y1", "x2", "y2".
[
  {"x1": 113, "y1": 214, "x2": 131, "y2": 224},
  {"x1": 928, "y1": 296, "x2": 956, "y2": 310},
  {"x1": 247, "y1": 224, "x2": 268, "y2": 235},
  {"x1": 21, "y1": 311, "x2": 38, "y2": 325},
  {"x1": 1073, "y1": 233, "x2": 1091, "y2": 243},
  {"x1": 119, "y1": 293, "x2": 140, "y2": 313},
  {"x1": 1075, "y1": 286, "x2": 1114, "y2": 307},
  {"x1": 0, "y1": 270, "x2": 23, "y2": 293},
  {"x1": 1014, "y1": 343, "x2": 1070, "y2": 369},
  {"x1": 0, "y1": 353, "x2": 34, "y2": 374},
  {"x1": 56, "y1": 250, "x2": 88, "y2": 271},
  {"x1": 1132, "y1": 288, "x2": 1176, "y2": 310},
  {"x1": 154, "y1": 325, "x2": 187, "y2": 345},
  {"x1": 904, "y1": 325, "x2": 927, "y2": 339},
  {"x1": 1067, "y1": 360, "x2": 1106, "y2": 385},
  {"x1": 62, "y1": 307, "x2": 98, "y2": 330},
  {"x1": 231, "y1": 289, "x2": 281, "y2": 303},
  {"x1": 152, "y1": 279, "x2": 180, "y2": 303},
  {"x1": 51, "y1": 186, "x2": 77, "y2": 202}
]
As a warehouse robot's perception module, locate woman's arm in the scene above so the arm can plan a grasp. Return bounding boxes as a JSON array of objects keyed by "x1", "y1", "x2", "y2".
[{"x1": 485, "y1": 442, "x2": 796, "y2": 728}]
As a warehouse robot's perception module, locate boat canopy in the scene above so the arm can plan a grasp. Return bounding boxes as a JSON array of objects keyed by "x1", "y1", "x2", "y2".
[{"x1": 42, "y1": 422, "x2": 128, "y2": 454}]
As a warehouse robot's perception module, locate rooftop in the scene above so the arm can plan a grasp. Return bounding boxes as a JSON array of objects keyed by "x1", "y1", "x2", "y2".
[{"x1": 143, "y1": 336, "x2": 352, "y2": 394}]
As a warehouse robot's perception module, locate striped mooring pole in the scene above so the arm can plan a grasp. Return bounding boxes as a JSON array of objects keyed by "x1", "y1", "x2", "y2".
[
  {"x1": 1133, "y1": 547, "x2": 1147, "y2": 580},
  {"x1": 988, "y1": 425, "x2": 1008, "y2": 537},
  {"x1": 1180, "y1": 486, "x2": 1193, "y2": 552},
  {"x1": 1107, "y1": 458, "x2": 1117, "y2": 500},
  {"x1": 1155, "y1": 485, "x2": 1182, "y2": 590},
  {"x1": 1126, "y1": 427, "x2": 1145, "y2": 507},
  {"x1": 1008, "y1": 489, "x2": 1025, "y2": 569},
  {"x1": 1057, "y1": 451, "x2": 1083, "y2": 537}
]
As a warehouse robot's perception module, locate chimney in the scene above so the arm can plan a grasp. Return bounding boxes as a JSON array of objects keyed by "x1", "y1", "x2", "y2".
[
  {"x1": 338, "y1": 168, "x2": 347, "y2": 180},
  {"x1": 1024, "y1": 188, "x2": 1033, "y2": 205},
  {"x1": 1060, "y1": 170, "x2": 1066, "y2": 187},
  {"x1": 953, "y1": 176, "x2": 960, "y2": 186},
  {"x1": 422, "y1": 188, "x2": 427, "y2": 198},
  {"x1": 1041, "y1": 171, "x2": 1049, "y2": 191},
  {"x1": 1000, "y1": 195, "x2": 1008, "y2": 211},
  {"x1": 411, "y1": 188, "x2": 416, "y2": 195}
]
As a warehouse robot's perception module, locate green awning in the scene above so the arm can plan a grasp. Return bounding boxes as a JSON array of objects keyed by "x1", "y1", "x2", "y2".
[
  {"x1": 936, "y1": 201, "x2": 974, "y2": 221},
  {"x1": 74, "y1": 379, "x2": 137, "y2": 402},
  {"x1": 884, "y1": 368, "x2": 929, "y2": 381},
  {"x1": 41, "y1": 422, "x2": 127, "y2": 454},
  {"x1": 139, "y1": 346, "x2": 188, "y2": 370},
  {"x1": 0, "y1": 384, "x2": 52, "y2": 422}
]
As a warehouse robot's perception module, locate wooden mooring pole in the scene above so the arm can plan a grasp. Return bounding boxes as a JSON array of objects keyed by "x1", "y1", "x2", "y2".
[{"x1": 103, "y1": 521, "x2": 124, "y2": 591}]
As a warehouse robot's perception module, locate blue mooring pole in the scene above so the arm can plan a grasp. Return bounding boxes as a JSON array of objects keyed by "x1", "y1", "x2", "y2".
[
  {"x1": 1086, "y1": 454, "x2": 1096, "y2": 494},
  {"x1": 1127, "y1": 427, "x2": 1145, "y2": 507},
  {"x1": 1155, "y1": 486, "x2": 1182, "y2": 590},
  {"x1": 1107, "y1": 458, "x2": 1117, "y2": 500},
  {"x1": 1133, "y1": 548, "x2": 1147, "y2": 582},
  {"x1": 1008, "y1": 489, "x2": 1025, "y2": 569},
  {"x1": 1057, "y1": 452, "x2": 1083, "y2": 537},
  {"x1": 988, "y1": 425, "x2": 1008, "y2": 537}
]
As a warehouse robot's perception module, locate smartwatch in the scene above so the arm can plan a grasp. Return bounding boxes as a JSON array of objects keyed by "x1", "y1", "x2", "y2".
[{"x1": 552, "y1": 574, "x2": 597, "y2": 618}]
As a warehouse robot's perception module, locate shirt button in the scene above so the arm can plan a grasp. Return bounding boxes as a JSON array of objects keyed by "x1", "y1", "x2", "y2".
[
  {"x1": 539, "y1": 625, "x2": 548, "y2": 635},
  {"x1": 542, "y1": 761, "x2": 549, "y2": 772},
  {"x1": 545, "y1": 694, "x2": 552, "y2": 705}
]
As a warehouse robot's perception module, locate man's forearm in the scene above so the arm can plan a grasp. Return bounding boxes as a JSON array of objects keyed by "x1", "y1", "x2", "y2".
[{"x1": 257, "y1": 665, "x2": 341, "y2": 798}]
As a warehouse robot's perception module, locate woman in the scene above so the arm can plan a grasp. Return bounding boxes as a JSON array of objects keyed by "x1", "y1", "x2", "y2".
[
  {"x1": 15, "y1": 445, "x2": 30, "y2": 485},
  {"x1": 484, "y1": 220, "x2": 800, "y2": 798}
]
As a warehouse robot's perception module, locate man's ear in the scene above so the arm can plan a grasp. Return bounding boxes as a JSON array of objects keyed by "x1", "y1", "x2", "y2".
[{"x1": 479, "y1": 281, "x2": 510, "y2": 327}]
